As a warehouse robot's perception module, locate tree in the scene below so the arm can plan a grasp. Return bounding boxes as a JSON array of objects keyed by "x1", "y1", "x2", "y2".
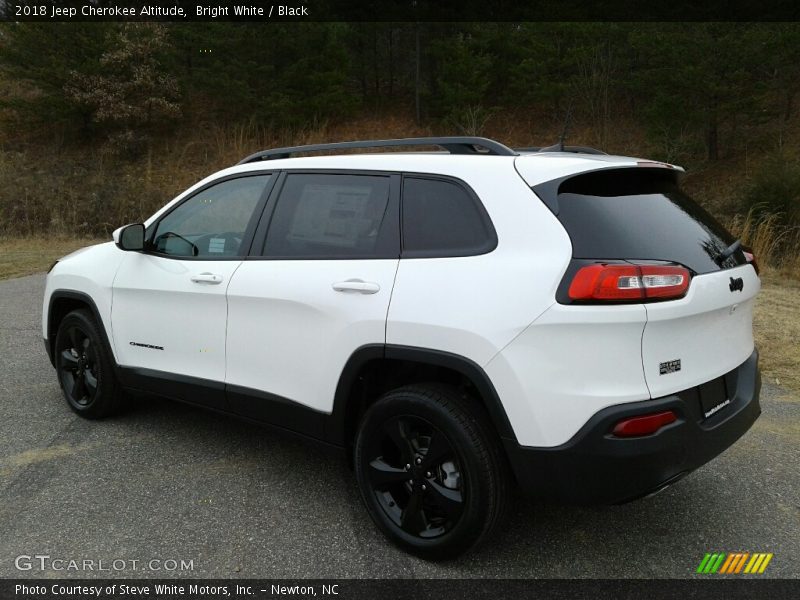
[
  {"x1": 630, "y1": 23, "x2": 765, "y2": 161},
  {"x1": 166, "y1": 23, "x2": 356, "y2": 129},
  {"x1": 426, "y1": 25, "x2": 493, "y2": 130},
  {"x1": 756, "y1": 23, "x2": 800, "y2": 148},
  {"x1": 64, "y1": 24, "x2": 181, "y2": 156},
  {"x1": 0, "y1": 23, "x2": 114, "y2": 139}
]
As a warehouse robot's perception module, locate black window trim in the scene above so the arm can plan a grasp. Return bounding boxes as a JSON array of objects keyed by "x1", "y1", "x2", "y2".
[
  {"x1": 142, "y1": 168, "x2": 497, "y2": 262},
  {"x1": 144, "y1": 171, "x2": 277, "y2": 261},
  {"x1": 247, "y1": 169, "x2": 402, "y2": 261},
  {"x1": 399, "y1": 172, "x2": 498, "y2": 259}
]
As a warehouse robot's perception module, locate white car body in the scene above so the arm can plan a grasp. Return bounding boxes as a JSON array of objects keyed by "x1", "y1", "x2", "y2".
[{"x1": 43, "y1": 138, "x2": 762, "y2": 506}]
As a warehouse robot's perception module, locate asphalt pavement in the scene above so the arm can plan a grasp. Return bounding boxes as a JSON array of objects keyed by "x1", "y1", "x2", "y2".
[{"x1": 0, "y1": 273, "x2": 797, "y2": 578}]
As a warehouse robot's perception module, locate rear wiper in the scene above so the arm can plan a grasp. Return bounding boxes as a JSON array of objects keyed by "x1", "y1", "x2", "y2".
[{"x1": 715, "y1": 239, "x2": 741, "y2": 265}]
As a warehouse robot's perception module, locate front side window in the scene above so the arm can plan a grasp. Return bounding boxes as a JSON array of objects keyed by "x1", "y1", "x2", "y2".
[
  {"x1": 401, "y1": 177, "x2": 496, "y2": 257},
  {"x1": 151, "y1": 175, "x2": 271, "y2": 258},
  {"x1": 263, "y1": 173, "x2": 394, "y2": 259}
]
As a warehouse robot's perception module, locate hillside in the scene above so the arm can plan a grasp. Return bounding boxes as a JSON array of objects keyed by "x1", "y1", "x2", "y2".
[{"x1": 0, "y1": 22, "x2": 798, "y2": 274}]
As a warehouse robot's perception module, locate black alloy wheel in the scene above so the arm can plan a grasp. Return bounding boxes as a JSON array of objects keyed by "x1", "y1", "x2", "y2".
[
  {"x1": 57, "y1": 325, "x2": 99, "y2": 407},
  {"x1": 365, "y1": 415, "x2": 465, "y2": 539},
  {"x1": 54, "y1": 309, "x2": 125, "y2": 418},
  {"x1": 354, "y1": 384, "x2": 510, "y2": 560}
]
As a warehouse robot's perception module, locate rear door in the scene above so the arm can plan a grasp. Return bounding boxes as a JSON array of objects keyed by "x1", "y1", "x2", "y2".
[
  {"x1": 224, "y1": 171, "x2": 400, "y2": 431},
  {"x1": 538, "y1": 167, "x2": 759, "y2": 398}
]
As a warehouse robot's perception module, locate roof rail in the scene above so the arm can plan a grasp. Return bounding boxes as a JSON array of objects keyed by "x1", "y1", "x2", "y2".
[
  {"x1": 236, "y1": 136, "x2": 517, "y2": 165},
  {"x1": 516, "y1": 145, "x2": 608, "y2": 155}
]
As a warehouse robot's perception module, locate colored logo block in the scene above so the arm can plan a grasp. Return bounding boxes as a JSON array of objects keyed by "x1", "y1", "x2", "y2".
[{"x1": 696, "y1": 552, "x2": 773, "y2": 574}]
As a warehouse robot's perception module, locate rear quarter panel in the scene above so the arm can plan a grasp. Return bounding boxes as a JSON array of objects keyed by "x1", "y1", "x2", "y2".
[
  {"x1": 386, "y1": 158, "x2": 572, "y2": 367},
  {"x1": 485, "y1": 303, "x2": 649, "y2": 447}
]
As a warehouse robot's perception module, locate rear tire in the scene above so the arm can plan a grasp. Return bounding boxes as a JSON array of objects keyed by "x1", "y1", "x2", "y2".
[
  {"x1": 354, "y1": 384, "x2": 510, "y2": 560},
  {"x1": 54, "y1": 309, "x2": 125, "y2": 419}
]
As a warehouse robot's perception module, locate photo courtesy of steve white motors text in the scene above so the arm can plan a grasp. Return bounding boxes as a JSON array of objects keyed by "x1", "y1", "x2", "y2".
[{"x1": 14, "y1": 583, "x2": 339, "y2": 597}]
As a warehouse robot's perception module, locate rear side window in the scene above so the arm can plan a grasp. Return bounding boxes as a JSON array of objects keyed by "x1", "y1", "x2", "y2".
[
  {"x1": 544, "y1": 168, "x2": 745, "y2": 274},
  {"x1": 401, "y1": 177, "x2": 496, "y2": 257},
  {"x1": 263, "y1": 173, "x2": 396, "y2": 259}
]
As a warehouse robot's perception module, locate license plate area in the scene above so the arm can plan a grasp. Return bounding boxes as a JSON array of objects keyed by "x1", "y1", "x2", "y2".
[{"x1": 698, "y1": 376, "x2": 730, "y2": 419}]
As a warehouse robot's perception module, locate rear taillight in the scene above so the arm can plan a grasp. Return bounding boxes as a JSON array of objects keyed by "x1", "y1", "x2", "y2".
[
  {"x1": 743, "y1": 249, "x2": 759, "y2": 275},
  {"x1": 612, "y1": 410, "x2": 677, "y2": 437},
  {"x1": 568, "y1": 264, "x2": 690, "y2": 302}
]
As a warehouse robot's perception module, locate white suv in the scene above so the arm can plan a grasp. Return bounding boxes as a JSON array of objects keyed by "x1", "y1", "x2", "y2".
[{"x1": 42, "y1": 137, "x2": 761, "y2": 559}]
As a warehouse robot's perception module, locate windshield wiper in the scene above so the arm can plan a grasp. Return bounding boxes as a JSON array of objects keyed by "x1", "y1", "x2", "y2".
[{"x1": 715, "y1": 239, "x2": 741, "y2": 265}]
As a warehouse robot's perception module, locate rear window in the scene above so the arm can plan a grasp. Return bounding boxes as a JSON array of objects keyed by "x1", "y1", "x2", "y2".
[{"x1": 542, "y1": 168, "x2": 745, "y2": 274}]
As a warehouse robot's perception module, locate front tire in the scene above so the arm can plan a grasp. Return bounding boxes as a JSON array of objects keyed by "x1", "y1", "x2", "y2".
[
  {"x1": 354, "y1": 384, "x2": 510, "y2": 560},
  {"x1": 54, "y1": 309, "x2": 125, "y2": 419}
]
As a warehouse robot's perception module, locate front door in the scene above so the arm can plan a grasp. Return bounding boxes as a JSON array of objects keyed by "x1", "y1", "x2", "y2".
[{"x1": 111, "y1": 173, "x2": 274, "y2": 408}]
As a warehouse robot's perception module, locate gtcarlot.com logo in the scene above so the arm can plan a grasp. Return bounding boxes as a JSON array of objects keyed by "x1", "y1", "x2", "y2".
[
  {"x1": 15, "y1": 554, "x2": 194, "y2": 572},
  {"x1": 696, "y1": 552, "x2": 773, "y2": 574}
]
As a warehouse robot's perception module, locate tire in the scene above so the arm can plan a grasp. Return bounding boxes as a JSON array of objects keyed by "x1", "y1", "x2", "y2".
[
  {"x1": 354, "y1": 384, "x2": 510, "y2": 560},
  {"x1": 54, "y1": 309, "x2": 125, "y2": 419}
]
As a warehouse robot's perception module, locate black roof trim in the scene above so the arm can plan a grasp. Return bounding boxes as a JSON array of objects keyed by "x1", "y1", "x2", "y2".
[{"x1": 236, "y1": 137, "x2": 518, "y2": 165}]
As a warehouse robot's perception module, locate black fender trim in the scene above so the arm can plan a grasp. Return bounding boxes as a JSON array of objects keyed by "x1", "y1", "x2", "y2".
[
  {"x1": 385, "y1": 345, "x2": 517, "y2": 441},
  {"x1": 326, "y1": 344, "x2": 517, "y2": 447},
  {"x1": 326, "y1": 344, "x2": 385, "y2": 445},
  {"x1": 46, "y1": 290, "x2": 115, "y2": 369}
]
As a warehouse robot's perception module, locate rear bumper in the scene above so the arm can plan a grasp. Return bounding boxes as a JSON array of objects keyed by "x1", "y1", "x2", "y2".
[{"x1": 505, "y1": 349, "x2": 761, "y2": 504}]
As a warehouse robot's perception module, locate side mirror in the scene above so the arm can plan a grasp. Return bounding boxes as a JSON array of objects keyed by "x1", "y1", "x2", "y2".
[{"x1": 114, "y1": 223, "x2": 145, "y2": 251}]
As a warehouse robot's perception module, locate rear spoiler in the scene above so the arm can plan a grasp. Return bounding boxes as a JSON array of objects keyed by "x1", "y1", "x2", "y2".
[{"x1": 531, "y1": 165, "x2": 684, "y2": 216}]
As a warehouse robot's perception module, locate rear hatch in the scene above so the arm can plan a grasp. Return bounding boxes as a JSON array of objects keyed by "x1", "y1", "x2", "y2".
[{"x1": 527, "y1": 164, "x2": 759, "y2": 401}]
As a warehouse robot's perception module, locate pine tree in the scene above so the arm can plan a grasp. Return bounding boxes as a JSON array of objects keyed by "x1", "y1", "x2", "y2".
[{"x1": 64, "y1": 24, "x2": 181, "y2": 156}]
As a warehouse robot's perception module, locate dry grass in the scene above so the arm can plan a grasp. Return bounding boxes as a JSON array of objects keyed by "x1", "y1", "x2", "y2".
[
  {"x1": 0, "y1": 236, "x2": 104, "y2": 280},
  {"x1": 753, "y1": 270, "x2": 800, "y2": 395},
  {"x1": 728, "y1": 209, "x2": 800, "y2": 278}
]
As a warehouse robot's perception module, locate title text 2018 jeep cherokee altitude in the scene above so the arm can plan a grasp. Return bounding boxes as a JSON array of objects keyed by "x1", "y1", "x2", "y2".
[{"x1": 42, "y1": 137, "x2": 761, "y2": 559}]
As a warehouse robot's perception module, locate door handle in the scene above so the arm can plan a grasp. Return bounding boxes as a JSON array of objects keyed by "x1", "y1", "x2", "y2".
[
  {"x1": 332, "y1": 279, "x2": 380, "y2": 294},
  {"x1": 190, "y1": 272, "x2": 223, "y2": 284}
]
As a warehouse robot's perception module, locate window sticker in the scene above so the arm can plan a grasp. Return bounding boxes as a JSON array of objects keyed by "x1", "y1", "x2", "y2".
[{"x1": 208, "y1": 238, "x2": 226, "y2": 253}]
